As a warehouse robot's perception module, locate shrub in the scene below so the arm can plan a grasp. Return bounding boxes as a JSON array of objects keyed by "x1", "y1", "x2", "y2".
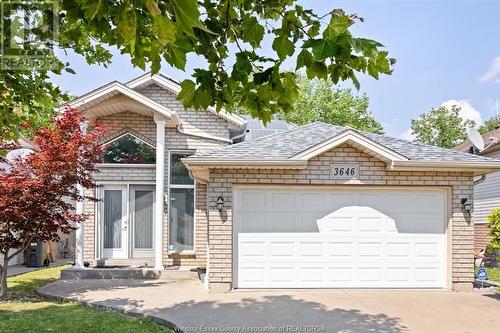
[{"x1": 486, "y1": 208, "x2": 500, "y2": 252}]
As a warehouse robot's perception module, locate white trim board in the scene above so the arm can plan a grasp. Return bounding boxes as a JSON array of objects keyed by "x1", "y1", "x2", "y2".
[{"x1": 62, "y1": 81, "x2": 181, "y2": 126}]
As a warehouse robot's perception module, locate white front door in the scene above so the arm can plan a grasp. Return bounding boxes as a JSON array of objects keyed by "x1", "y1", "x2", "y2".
[
  {"x1": 102, "y1": 186, "x2": 128, "y2": 259},
  {"x1": 234, "y1": 187, "x2": 447, "y2": 289}
]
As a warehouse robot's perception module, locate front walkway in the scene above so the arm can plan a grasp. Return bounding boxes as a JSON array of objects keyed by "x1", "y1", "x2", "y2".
[{"x1": 38, "y1": 278, "x2": 500, "y2": 333}]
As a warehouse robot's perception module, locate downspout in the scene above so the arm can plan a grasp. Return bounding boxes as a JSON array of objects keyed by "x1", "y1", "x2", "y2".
[{"x1": 473, "y1": 174, "x2": 486, "y2": 185}]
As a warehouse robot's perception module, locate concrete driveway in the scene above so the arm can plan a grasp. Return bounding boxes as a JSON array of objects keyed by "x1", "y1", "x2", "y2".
[{"x1": 38, "y1": 278, "x2": 500, "y2": 333}]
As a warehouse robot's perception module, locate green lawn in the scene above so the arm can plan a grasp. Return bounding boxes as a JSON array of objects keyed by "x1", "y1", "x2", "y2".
[
  {"x1": 0, "y1": 265, "x2": 172, "y2": 333},
  {"x1": 7, "y1": 264, "x2": 71, "y2": 296}
]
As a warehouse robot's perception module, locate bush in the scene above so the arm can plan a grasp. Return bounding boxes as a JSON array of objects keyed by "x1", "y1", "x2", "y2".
[{"x1": 486, "y1": 208, "x2": 500, "y2": 252}]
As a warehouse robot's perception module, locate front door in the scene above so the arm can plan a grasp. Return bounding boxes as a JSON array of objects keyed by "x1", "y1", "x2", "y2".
[
  {"x1": 102, "y1": 186, "x2": 128, "y2": 259},
  {"x1": 131, "y1": 186, "x2": 155, "y2": 258}
]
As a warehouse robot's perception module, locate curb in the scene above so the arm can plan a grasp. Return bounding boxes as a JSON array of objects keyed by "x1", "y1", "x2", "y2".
[{"x1": 37, "y1": 287, "x2": 183, "y2": 333}]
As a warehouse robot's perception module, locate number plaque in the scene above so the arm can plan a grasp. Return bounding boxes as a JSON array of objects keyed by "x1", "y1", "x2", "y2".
[{"x1": 330, "y1": 163, "x2": 359, "y2": 179}]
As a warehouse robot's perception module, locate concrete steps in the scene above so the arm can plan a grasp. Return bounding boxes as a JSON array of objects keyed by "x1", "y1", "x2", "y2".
[{"x1": 95, "y1": 258, "x2": 154, "y2": 267}]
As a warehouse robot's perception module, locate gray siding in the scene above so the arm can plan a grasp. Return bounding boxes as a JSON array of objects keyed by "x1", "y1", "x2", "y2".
[
  {"x1": 474, "y1": 171, "x2": 500, "y2": 224},
  {"x1": 473, "y1": 149, "x2": 500, "y2": 224}
]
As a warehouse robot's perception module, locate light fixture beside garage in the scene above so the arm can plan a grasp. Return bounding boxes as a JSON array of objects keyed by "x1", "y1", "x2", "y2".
[
  {"x1": 461, "y1": 198, "x2": 473, "y2": 213},
  {"x1": 216, "y1": 196, "x2": 224, "y2": 211}
]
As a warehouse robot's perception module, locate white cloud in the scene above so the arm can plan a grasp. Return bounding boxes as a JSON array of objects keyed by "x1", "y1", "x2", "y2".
[
  {"x1": 441, "y1": 99, "x2": 483, "y2": 127},
  {"x1": 478, "y1": 55, "x2": 500, "y2": 83},
  {"x1": 399, "y1": 128, "x2": 415, "y2": 141}
]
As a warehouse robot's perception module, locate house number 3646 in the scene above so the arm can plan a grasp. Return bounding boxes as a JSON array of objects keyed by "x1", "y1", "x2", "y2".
[{"x1": 330, "y1": 164, "x2": 359, "y2": 179}]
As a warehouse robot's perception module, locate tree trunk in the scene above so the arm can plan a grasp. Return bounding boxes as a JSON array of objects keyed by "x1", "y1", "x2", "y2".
[{"x1": 0, "y1": 255, "x2": 8, "y2": 299}]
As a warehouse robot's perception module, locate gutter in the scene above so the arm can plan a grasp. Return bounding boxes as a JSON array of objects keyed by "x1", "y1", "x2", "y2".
[
  {"x1": 183, "y1": 158, "x2": 308, "y2": 169},
  {"x1": 176, "y1": 125, "x2": 232, "y2": 143},
  {"x1": 390, "y1": 160, "x2": 500, "y2": 169}
]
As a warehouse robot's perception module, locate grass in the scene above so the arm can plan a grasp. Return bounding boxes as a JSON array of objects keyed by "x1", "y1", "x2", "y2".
[
  {"x1": 7, "y1": 264, "x2": 71, "y2": 296},
  {"x1": 0, "y1": 265, "x2": 173, "y2": 333}
]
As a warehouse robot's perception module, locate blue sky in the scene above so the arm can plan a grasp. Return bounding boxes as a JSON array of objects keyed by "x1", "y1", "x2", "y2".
[{"x1": 50, "y1": 0, "x2": 500, "y2": 138}]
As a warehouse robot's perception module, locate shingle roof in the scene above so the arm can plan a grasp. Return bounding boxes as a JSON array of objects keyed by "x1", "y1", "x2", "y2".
[{"x1": 192, "y1": 122, "x2": 495, "y2": 162}]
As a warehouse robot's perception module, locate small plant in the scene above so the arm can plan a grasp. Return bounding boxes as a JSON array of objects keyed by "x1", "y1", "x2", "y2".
[{"x1": 487, "y1": 208, "x2": 500, "y2": 251}]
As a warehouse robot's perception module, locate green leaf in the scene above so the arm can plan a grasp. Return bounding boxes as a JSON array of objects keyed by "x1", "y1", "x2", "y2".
[
  {"x1": 194, "y1": 89, "x2": 212, "y2": 109},
  {"x1": 272, "y1": 35, "x2": 294, "y2": 61},
  {"x1": 177, "y1": 80, "x2": 196, "y2": 108},
  {"x1": 82, "y1": 0, "x2": 106, "y2": 20},
  {"x1": 171, "y1": 0, "x2": 212, "y2": 36},
  {"x1": 242, "y1": 17, "x2": 264, "y2": 48},
  {"x1": 323, "y1": 11, "x2": 350, "y2": 39},
  {"x1": 153, "y1": 16, "x2": 176, "y2": 45},
  {"x1": 254, "y1": 67, "x2": 274, "y2": 85},
  {"x1": 306, "y1": 61, "x2": 327, "y2": 80},
  {"x1": 311, "y1": 39, "x2": 335, "y2": 61},
  {"x1": 145, "y1": 0, "x2": 161, "y2": 16},
  {"x1": 64, "y1": 67, "x2": 76, "y2": 74},
  {"x1": 296, "y1": 49, "x2": 312, "y2": 70},
  {"x1": 116, "y1": 0, "x2": 137, "y2": 51}
]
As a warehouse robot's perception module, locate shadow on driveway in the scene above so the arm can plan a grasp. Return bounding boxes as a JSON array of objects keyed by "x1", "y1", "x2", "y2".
[{"x1": 92, "y1": 294, "x2": 408, "y2": 333}]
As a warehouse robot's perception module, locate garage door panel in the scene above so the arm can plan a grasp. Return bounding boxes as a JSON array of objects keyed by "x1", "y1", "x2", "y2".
[{"x1": 235, "y1": 188, "x2": 447, "y2": 289}]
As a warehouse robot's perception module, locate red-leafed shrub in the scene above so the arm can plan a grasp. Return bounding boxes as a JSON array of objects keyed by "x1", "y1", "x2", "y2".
[{"x1": 0, "y1": 108, "x2": 106, "y2": 298}]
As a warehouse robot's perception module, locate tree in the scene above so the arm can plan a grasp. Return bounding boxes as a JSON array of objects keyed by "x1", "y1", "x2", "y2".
[
  {"x1": 0, "y1": 109, "x2": 106, "y2": 299},
  {"x1": 1, "y1": 1, "x2": 395, "y2": 143},
  {"x1": 410, "y1": 105, "x2": 474, "y2": 149},
  {"x1": 272, "y1": 75, "x2": 383, "y2": 133},
  {"x1": 479, "y1": 116, "x2": 500, "y2": 134}
]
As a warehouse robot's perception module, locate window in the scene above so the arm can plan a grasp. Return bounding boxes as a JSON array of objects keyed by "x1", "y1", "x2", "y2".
[
  {"x1": 103, "y1": 134, "x2": 156, "y2": 164},
  {"x1": 169, "y1": 152, "x2": 195, "y2": 252}
]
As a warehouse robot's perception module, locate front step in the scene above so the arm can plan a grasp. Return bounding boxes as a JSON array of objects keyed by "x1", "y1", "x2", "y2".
[
  {"x1": 95, "y1": 258, "x2": 155, "y2": 267},
  {"x1": 61, "y1": 267, "x2": 164, "y2": 280}
]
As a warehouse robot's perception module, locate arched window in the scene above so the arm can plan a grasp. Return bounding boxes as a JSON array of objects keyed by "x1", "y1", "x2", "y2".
[{"x1": 103, "y1": 133, "x2": 156, "y2": 164}]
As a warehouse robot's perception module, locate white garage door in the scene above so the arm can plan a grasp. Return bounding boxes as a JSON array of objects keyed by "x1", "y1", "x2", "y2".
[{"x1": 234, "y1": 188, "x2": 447, "y2": 289}]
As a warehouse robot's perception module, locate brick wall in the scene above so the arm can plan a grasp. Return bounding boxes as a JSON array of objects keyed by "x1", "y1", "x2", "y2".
[
  {"x1": 474, "y1": 224, "x2": 491, "y2": 252},
  {"x1": 206, "y1": 143, "x2": 475, "y2": 292},
  {"x1": 139, "y1": 84, "x2": 231, "y2": 138},
  {"x1": 97, "y1": 111, "x2": 156, "y2": 145},
  {"x1": 83, "y1": 98, "x2": 230, "y2": 266}
]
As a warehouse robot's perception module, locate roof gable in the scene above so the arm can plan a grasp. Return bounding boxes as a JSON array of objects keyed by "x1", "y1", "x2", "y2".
[
  {"x1": 126, "y1": 72, "x2": 246, "y2": 127},
  {"x1": 64, "y1": 81, "x2": 180, "y2": 125},
  {"x1": 291, "y1": 129, "x2": 408, "y2": 162}
]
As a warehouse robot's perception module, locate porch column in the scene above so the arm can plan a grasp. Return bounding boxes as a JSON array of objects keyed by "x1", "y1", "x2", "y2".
[
  {"x1": 75, "y1": 184, "x2": 84, "y2": 268},
  {"x1": 154, "y1": 117, "x2": 166, "y2": 270}
]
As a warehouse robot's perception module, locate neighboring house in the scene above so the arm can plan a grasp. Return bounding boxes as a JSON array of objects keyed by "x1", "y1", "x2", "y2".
[
  {"x1": 69, "y1": 72, "x2": 500, "y2": 293},
  {"x1": 453, "y1": 127, "x2": 500, "y2": 252}
]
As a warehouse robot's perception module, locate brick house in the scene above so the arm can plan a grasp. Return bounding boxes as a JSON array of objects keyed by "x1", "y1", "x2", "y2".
[{"x1": 69, "y1": 72, "x2": 500, "y2": 293}]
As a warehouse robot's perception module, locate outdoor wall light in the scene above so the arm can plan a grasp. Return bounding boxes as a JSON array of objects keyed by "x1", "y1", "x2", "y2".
[
  {"x1": 461, "y1": 198, "x2": 473, "y2": 212},
  {"x1": 216, "y1": 196, "x2": 224, "y2": 211}
]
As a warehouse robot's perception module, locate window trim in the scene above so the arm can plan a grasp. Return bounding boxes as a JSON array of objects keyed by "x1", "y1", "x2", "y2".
[
  {"x1": 102, "y1": 132, "x2": 156, "y2": 149},
  {"x1": 167, "y1": 150, "x2": 196, "y2": 254},
  {"x1": 102, "y1": 132, "x2": 157, "y2": 165}
]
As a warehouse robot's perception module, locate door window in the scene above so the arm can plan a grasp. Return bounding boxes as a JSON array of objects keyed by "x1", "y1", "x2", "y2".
[{"x1": 103, "y1": 190, "x2": 123, "y2": 249}]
